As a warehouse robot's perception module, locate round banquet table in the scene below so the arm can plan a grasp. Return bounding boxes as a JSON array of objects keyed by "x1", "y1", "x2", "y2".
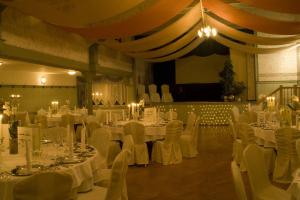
[
  {"x1": 0, "y1": 144, "x2": 104, "y2": 200},
  {"x1": 103, "y1": 120, "x2": 167, "y2": 142}
]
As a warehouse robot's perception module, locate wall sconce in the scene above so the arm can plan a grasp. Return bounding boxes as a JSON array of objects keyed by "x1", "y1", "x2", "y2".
[
  {"x1": 40, "y1": 76, "x2": 47, "y2": 85},
  {"x1": 68, "y1": 70, "x2": 76, "y2": 75}
]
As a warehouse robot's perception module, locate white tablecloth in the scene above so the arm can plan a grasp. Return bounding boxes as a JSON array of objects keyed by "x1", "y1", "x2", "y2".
[
  {"x1": 104, "y1": 121, "x2": 167, "y2": 142},
  {"x1": 47, "y1": 113, "x2": 83, "y2": 127},
  {"x1": 0, "y1": 145, "x2": 103, "y2": 200},
  {"x1": 251, "y1": 126, "x2": 277, "y2": 148}
]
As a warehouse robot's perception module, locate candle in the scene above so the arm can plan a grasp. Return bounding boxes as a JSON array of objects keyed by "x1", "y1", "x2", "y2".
[
  {"x1": 109, "y1": 111, "x2": 112, "y2": 122},
  {"x1": 80, "y1": 126, "x2": 86, "y2": 152},
  {"x1": 105, "y1": 112, "x2": 109, "y2": 124},
  {"x1": 25, "y1": 139, "x2": 32, "y2": 172},
  {"x1": 169, "y1": 109, "x2": 173, "y2": 120}
]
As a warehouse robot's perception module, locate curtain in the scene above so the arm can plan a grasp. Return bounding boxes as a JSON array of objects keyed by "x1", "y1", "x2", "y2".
[{"x1": 92, "y1": 76, "x2": 128, "y2": 105}]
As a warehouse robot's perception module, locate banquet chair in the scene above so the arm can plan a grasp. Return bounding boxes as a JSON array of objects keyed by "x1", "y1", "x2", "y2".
[
  {"x1": 165, "y1": 109, "x2": 178, "y2": 121},
  {"x1": 123, "y1": 121, "x2": 149, "y2": 165},
  {"x1": 152, "y1": 120, "x2": 183, "y2": 165},
  {"x1": 15, "y1": 111, "x2": 30, "y2": 126},
  {"x1": 36, "y1": 114, "x2": 48, "y2": 128},
  {"x1": 148, "y1": 84, "x2": 161, "y2": 103},
  {"x1": 184, "y1": 112, "x2": 197, "y2": 135},
  {"x1": 180, "y1": 117, "x2": 200, "y2": 158},
  {"x1": 273, "y1": 127, "x2": 300, "y2": 183},
  {"x1": 161, "y1": 84, "x2": 173, "y2": 103},
  {"x1": 238, "y1": 123, "x2": 275, "y2": 173},
  {"x1": 231, "y1": 161, "x2": 248, "y2": 200},
  {"x1": 86, "y1": 121, "x2": 101, "y2": 138},
  {"x1": 230, "y1": 120, "x2": 243, "y2": 167},
  {"x1": 243, "y1": 144, "x2": 291, "y2": 200},
  {"x1": 90, "y1": 128, "x2": 121, "y2": 168},
  {"x1": 78, "y1": 149, "x2": 130, "y2": 200},
  {"x1": 13, "y1": 171, "x2": 73, "y2": 200},
  {"x1": 231, "y1": 106, "x2": 240, "y2": 123}
]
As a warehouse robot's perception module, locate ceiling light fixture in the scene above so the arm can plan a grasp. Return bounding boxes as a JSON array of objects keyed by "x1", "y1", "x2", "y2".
[
  {"x1": 68, "y1": 70, "x2": 76, "y2": 75},
  {"x1": 198, "y1": 0, "x2": 217, "y2": 38}
]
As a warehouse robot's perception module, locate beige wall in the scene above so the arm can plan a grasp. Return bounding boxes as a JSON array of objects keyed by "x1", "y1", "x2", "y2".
[
  {"x1": 175, "y1": 55, "x2": 228, "y2": 84},
  {"x1": 0, "y1": 71, "x2": 78, "y2": 112}
]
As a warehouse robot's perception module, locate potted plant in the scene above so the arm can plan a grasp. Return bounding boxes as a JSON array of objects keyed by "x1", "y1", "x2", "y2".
[{"x1": 219, "y1": 59, "x2": 246, "y2": 101}]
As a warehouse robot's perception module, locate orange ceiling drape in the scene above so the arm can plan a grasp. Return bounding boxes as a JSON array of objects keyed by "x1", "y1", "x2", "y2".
[
  {"x1": 236, "y1": 0, "x2": 300, "y2": 14},
  {"x1": 206, "y1": 15, "x2": 300, "y2": 46},
  {"x1": 105, "y1": 2, "x2": 201, "y2": 52},
  {"x1": 62, "y1": 0, "x2": 193, "y2": 39},
  {"x1": 203, "y1": 0, "x2": 300, "y2": 35}
]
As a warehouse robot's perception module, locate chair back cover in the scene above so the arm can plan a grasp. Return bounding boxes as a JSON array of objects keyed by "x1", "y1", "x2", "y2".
[
  {"x1": 13, "y1": 171, "x2": 73, "y2": 200},
  {"x1": 90, "y1": 128, "x2": 110, "y2": 161},
  {"x1": 15, "y1": 112, "x2": 30, "y2": 126},
  {"x1": 105, "y1": 150, "x2": 130, "y2": 200},
  {"x1": 36, "y1": 114, "x2": 48, "y2": 128},
  {"x1": 231, "y1": 106, "x2": 240, "y2": 123},
  {"x1": 86, "y1": 121, "x2": 100, "y2": 137},
  {"x1": 122, "y1": 134, "x2": 135, "y2": 165},
  {"x1": 123, "y1": 122, "x2": 145, "y2": 145},
  {"x1": 238, "y1": 123, "x2": 256, "y2": 146},
  {"x1": 274, "y1": 127, "x2": 300, "y2": 182},
  {"x1": 165, "y1": 120, "x2": 183, "y2": 144},
  {"x1": 229, "y1": 119, "x2": 237, "y2": 140},
  {"x1": 185, "y1": 112, "x2": 197, "y2": 133},
  {"x1": 148, "y1": 84, "x2": 157, "y2": 94},
  {"x1": 161, "y1": 84, "x2": 170, "y2": 94},
  {"x1": 231, "y1": 161, "x2": 248, "y2": 200},
  {"x1": 243, "y1": 144, "x2": 270, "y2": 195},
  {"x1": 162, "y1": 93, "x2": 173, "y2": 102}
]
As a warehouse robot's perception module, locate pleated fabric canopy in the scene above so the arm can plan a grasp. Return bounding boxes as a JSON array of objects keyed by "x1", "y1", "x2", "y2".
[{"x1": 1, "y1": 0, "x2": 300, "y2": 62}]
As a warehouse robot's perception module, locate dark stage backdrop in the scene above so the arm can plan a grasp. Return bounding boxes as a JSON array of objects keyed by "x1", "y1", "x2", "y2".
[{"x1": 151, "y1": 39, "x2": 229, "y2": 102}]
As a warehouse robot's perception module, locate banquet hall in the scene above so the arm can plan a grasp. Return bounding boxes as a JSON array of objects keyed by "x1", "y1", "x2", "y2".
[{"x1": 0, "y1": 0, "x2": 299, "y2": 199}]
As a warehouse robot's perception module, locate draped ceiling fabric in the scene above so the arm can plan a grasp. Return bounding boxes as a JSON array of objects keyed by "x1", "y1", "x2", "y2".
[
  {"x1": 203, "y1": 0, "x2": 300, "y2": 35},
  {"x1": 236, "y1": 0, "x2": 300, "y2": 14},
  {"x1": 104, "y1": 2, "x2": 201, "y2": 52},
  {"x1": 0, "y1": 0, "x2": 193, "y2": 39},
  {"x1": 1, "y1": 0, "x2": 300, "y2": 62}
]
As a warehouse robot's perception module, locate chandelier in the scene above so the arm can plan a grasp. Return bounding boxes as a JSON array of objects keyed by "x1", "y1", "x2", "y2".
[{"x1": 198, "y1": 0, "x2": 217, "y2": 38}]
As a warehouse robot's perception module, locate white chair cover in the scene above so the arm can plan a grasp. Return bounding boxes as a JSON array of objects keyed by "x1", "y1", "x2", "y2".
[
  {"x1": 122, "y1": 134, "x2": 135, "y2": 165},
  {"x1": 162, "y1": 93, "x2": 173, "y2": 102},
  {"x1": 230, "y1": 120, "x2": 243, "y2": 167},
  {"x1": 184, "y1": 112, "x2": 197, "y2": 134},
  {"x1": 161, "y1": 84, "x2": 173, "y2": 102},
  {"x1": 13, "y1": 171, "x2": 73, "y2": 200},
  {"x1": 78, "y1": 149, "x2": 130, "y2": 200},
  {"x1": 243, "y1": 144, "x2": 291, "y2": 200},
  {"x1": 180, "y1": 117, "x2": 200, "y2": 158},
  {"x1": 152, "y1": 120, "x2": 183, "y2": 165},
  {"x1": 273, "y1": 127, "x2": 300, "y2": 183},
  {"x1": 231, "y1": 106, "x2": 240, "y2": 123},
  {"x1": 89, "y1": 128, "x2": 121, "y2": 167},
  {"x1": 238, "y1": 123, "x2": 275, "y2": 173},
  {"x1": 123, "y1": 122, "x2": 149, "y2": 165},
  {"x1": 231, "y1": 161, "x2": 248, "y2": 200},
  {"x1": 86, "y1": 121, "x2": 100, "y2": 138},
  {"x1": 137, "y1": 84, "x2": 150, "y2": 103},
  {"x1": 148, "y1": 84, "x2": 160, "y2": 102},
  {"x1": 165, "y1": 110, "x2": 178, "y2": 121}
]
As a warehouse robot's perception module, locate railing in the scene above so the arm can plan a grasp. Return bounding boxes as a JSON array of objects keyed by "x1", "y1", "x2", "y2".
[{"x1": 257, "y1": 85, "x2": 300, "y2": 106}]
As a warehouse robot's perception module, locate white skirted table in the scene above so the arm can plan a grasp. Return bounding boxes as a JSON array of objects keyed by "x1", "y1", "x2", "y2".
[
  {"x1": 0, "y1": 145, "x2": 103, "y2": 200},
  {"x1": 251, "y1": 125, "x2": 277, "y2": 148},
  {"x1": 103, "y1": 120, "x2": 167, "y2": 142}
]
